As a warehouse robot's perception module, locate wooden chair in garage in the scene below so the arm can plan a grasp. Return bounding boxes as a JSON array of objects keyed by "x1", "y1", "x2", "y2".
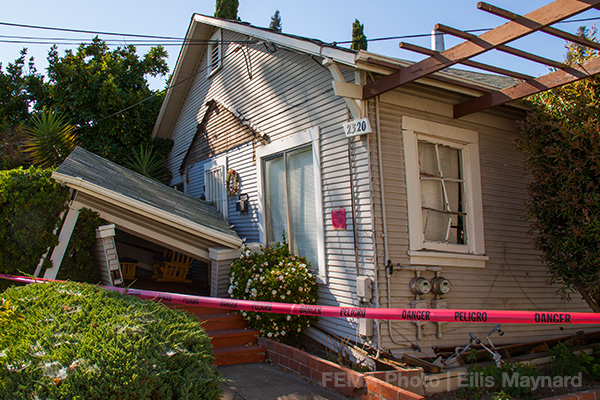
[
  {"x1": 119, "y1": 258, "x2": 138, "y2": 281},
  {"x1": 152, "y1": 249, "x2": 193, "y2": 283}
]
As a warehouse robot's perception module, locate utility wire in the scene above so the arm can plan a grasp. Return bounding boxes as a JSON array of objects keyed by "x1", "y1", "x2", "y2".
[{"x1": 1, "y1": 14, "x2": 599, "y2": 48}]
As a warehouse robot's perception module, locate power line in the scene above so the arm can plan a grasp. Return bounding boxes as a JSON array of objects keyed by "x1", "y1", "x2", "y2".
[
  {"x1": 0, "y1": 21, "x2": 184, "y2": 40},
  {"x1": 2, "y1": 14, "x2": 599, "y2": 49}
]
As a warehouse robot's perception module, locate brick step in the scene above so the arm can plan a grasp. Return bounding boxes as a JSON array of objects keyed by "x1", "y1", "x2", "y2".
[
  {"x1": 207, "y1": 328, "x2": 260, "y2": 348},
  {"x1": 198, "y1": 313, "x2": 247, "y2": 331},
  {"x1": 170, "y1": 305, "x2": 225, "y2": 316},
  {"x1": 212, "y1": 345, "x2": 266, "y2": 366}
]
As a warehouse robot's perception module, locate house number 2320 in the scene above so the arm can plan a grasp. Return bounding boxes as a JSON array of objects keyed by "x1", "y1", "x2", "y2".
[{"x1": 343, "y1": 118, "x2": 372, "y2": 138}]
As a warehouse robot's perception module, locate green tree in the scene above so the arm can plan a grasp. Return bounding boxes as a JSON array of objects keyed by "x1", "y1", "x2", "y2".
[
  {"x1": 126, "y1": 142, "x2": 172, "y2": 184},
  {"x1": 0, "y1": 49, "x2": 48, "y2": 132},
  {"x1": 0, "y1": 125, "x2": 30, "y2": 170},
  {"x1": 269, "y1": 10, "x2": 282, "y2": 32},
  {"x1": 517, "y1": 27, "x2": 600, "y2": 312},
  {"x1": 351, "y1": 19, "x2": 368, "y2": 51},
  {"x1": 24, "y1": 108, "x2": 77, "y2": 168},
  {"x1": 44, "y1": 37, "x2": 169, "y2": 164},
  {"x1": 215, "y1": 0, "x2": 239, "y2": 20}
]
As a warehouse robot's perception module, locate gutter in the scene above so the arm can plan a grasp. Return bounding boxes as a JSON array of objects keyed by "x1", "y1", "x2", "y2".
[{"x1": 51, "y1": 172, "x2": 242, "y2": 249}]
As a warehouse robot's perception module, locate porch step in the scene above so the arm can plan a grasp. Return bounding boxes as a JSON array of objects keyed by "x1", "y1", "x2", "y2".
[
  {"x1": 212, "y1": 345, "x2": 266, "y2": 366},
  {"x1": 198, "y1": 313, "x2": 248, "y2": 331},
  {"x1": 207, "y1": 327, "x2": 260, "y2": 347},
  {"x1": 166, "y1": 304, "x2": 265, "y2": 366}
]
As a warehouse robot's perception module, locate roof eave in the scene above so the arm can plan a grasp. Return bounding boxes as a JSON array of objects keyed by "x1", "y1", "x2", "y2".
[{"x1": 52, "y1": 171, "x2": 243, "y2": 249}]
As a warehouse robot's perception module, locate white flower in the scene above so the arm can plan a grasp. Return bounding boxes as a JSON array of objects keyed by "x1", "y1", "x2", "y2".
[
  {"x1": 275, "y1": 326, "x2": 279, "y2": 330},
  {"x1": 267, "y1": 332, "x2": 273, "y2": 337},
  {"x1": 280, "y1": 295, "x2": 285, "y2": 300},
  {"x1": 272, "y1": 290, "x2": 277, "y2": 295},
  {"x1": 281, "y1": 330, "x2": 286, "y2": 336},
  {"x1": 286, "y1": 315, "x2": 291, "y2": 321},
  {"x1": 286, "y1": 290, "x2": 291, "y2": 295},
  {"x1": 298, "y1": 287, "x2": 303, "y2": 292}
]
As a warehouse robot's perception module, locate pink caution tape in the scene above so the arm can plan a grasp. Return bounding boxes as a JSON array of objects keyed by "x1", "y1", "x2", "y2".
[{"x1": 1, "y1": 274, "x2": 598, "y2": 325}]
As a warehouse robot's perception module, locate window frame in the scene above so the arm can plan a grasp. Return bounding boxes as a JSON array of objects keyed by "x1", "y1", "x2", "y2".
[
  {"x1": 256, "y1": 127, "x2": 326, "y2": 282},
  {"x1": 207, "y1": 29, "x2": 222, "y2": 78},
  {"x1": 402, "y1": 117, "x2": 487, "y2": 268}
]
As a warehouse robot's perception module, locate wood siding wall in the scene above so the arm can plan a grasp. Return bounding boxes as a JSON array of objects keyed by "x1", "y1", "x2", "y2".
[
  {"x1": 369, "y1": 84, "x2": 596, "y2": 353},
  {"x1": 165, "y1": 29, "x2": 376, "y2": 341}
]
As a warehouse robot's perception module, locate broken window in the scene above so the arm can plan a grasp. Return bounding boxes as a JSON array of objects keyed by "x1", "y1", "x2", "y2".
[{"x1": 418, "y1": 140, "x2": 465, "y2": 245}]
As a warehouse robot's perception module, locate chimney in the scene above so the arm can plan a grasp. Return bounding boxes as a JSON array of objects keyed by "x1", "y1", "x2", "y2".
[{"x1": 431, "y1": 29, "x2": 445, "y2": 52}]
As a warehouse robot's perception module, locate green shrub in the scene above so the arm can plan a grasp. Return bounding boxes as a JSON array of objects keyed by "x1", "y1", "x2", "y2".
[
  {"x1": 517, "y1": 28, "x2": 600, "y2": 311},
  {"x1": 0, "y1": 167, "x2": 69, "y2": 277},
  {"x1": 0, "y1": 167, "x2": 105, "y2": 287},
  {"x1": 56, "y1": 208, "x2": 104, "y2": 284},
  {"x1": 458, "y1": 362, "x2": 539, "y2": 400},
  {"x1": 228, "y1": 237, "x2": 319, "y2": 345},
  {"x1": 0, "y1": 281, "x2": 221, "y2": 399}
]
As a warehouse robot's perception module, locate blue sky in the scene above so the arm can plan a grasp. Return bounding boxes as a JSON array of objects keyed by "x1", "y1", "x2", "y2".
[{"x1": 1, "y1": 0, "x2": 598, "y2": 90}]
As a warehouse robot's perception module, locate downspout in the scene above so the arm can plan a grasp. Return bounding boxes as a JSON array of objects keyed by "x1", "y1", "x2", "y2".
[{"x1": 375, "y1": 96, "x2": 415, "y2": 348}]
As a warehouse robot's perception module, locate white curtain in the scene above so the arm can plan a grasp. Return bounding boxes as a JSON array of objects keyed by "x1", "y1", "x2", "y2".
[{"x1": 264, "y1": 146, "x2": 318, "y2": 270}]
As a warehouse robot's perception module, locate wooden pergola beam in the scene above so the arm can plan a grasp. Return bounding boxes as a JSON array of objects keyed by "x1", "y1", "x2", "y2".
[
  {"x1": 453, "y1": 55, "x2": 600, "y2": 118},
  {"x1": 363, "y1": 0, "x2": 600, "y2": 100},
  {"x1": 479, "y1": 2, "x2": 600, "y2": 51},
  {"x1": 365, "y1": 56, "x2": 495, "y2": 93},
  {"x1": 436, "y1": 24, "x2": 566, "y2": 69},
  {"x1": 399, "y1": 42, "x2": 534, "y2": 80}
]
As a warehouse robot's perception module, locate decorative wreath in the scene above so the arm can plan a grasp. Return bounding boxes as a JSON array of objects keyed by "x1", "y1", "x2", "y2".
[{"x1": 226, "y1": 169, "x2": 240, "y2": 197}]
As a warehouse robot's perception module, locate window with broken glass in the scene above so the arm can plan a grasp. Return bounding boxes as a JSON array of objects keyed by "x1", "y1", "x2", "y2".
[{"x1": 418, "y1": 140, "x2": 466, "y2": 246}]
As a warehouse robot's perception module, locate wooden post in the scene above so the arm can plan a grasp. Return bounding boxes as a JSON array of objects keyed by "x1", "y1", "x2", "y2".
[{"x1": 43, "y1": 206, "x2": 81, "y2": 279}]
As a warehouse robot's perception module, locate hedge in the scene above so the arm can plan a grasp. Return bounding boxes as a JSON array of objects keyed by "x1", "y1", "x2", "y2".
[{"x1": 0, "y1": 281, "x2": 222, "y2": 399}]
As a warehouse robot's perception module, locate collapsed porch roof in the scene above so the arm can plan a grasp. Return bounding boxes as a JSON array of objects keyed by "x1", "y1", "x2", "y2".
[{"x1": 52, "y1": 147, "x2": 242, "y2": 260}]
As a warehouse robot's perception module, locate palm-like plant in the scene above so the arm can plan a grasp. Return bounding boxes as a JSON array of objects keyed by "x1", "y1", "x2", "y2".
[
  {"x1": 126, "y1": 143, "x2": 172, "y2": 184},
  {"x1": 24, "y1": 108, "x2": 77, "y2": 168}
]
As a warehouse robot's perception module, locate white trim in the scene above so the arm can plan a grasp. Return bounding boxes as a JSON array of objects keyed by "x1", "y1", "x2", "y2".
[
  {"x1": 193, "y1": 15, "x2": 356, "y2": 68},
  {"x1": 204, "y1": 154, "x2": 228, "y2": 220},
  {"x1": 407, "y1": 250, "x2": 488, "y2": 268},
  {"x1": 207, "y1": 29, "x2": 222, "y2": 78},
  {"x1": 402, "y1": 117, "x2": 486, "y2": 266},
  {"x1": 256, "y1": 127, "x2": 327, "y2": 282}
]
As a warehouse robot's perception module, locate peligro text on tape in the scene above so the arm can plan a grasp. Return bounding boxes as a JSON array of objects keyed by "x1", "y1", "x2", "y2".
[{"x1": 0, "y1": 274, "x2": 596, "y2": 325}]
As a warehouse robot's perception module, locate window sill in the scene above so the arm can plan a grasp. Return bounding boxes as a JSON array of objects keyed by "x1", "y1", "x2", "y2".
[
  {"x1": 207, "y1": 65, "x2": 222, "y2": 79},
  {"x1": 407, "y1": 250, "x2": 488, "y2": 268}
]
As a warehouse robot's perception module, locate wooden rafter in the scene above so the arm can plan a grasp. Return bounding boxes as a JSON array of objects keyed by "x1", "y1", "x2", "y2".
[
  {"x1": 478, "y1": 2, "x2": 600, "y2": 51},
  {"x1": 365, "y1": 57, "x2": 495, "y2": 93},
  {"x1": 453, "y1": 55, "x2": 600, "y2": 118},
  {"x1": 398, "y1": 41, "x2": 534, "y2": 80},
  {"x1": 435, "y1": 24, "x2": 567, "y2": 69},
  {"x1": 362, "y1": 0, "x2": 600, "y2": 100}
]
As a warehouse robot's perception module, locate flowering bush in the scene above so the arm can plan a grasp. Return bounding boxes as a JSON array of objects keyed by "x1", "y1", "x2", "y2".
[{"x1": 228, "y1": 237, "x2": 319, "y2": 344}]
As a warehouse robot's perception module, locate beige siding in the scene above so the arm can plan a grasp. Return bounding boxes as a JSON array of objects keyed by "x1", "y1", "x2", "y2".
[
  {"x1": 369, "y1": 84, "x2": 596, "y2": 352},
  {"x1": 165, "y1": 30, "x2": 376, "y2": 341}
]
